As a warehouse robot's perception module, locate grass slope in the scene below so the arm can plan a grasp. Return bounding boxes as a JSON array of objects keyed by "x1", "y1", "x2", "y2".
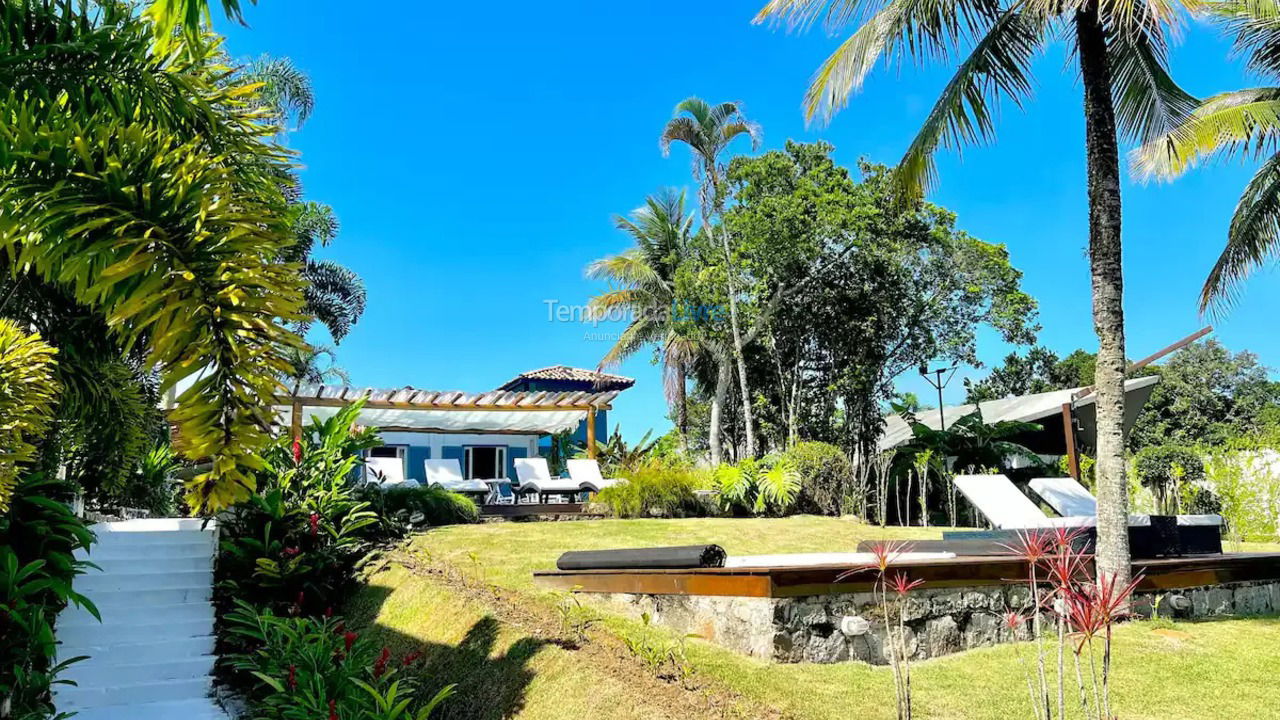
[{"x1": 352, "y1": 516, "x2": 1280, "y2": 720}]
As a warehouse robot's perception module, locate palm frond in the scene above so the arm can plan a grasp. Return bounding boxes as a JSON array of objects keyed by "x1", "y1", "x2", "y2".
[
  {"x1": 754, "y1": 0, "x2": 876, "y2": 32},
  {"x1": 1107, "y1": 24, "x2": 1198, "y2": 146},
  {"x1": 302, "y1": 260, "x2": 367, "y2": 342},
  {"x1": 1201, "y1": 151, "x2": 1280, "y2": 312},
  {"x1": 720, "y1": 119, "x2": 764, "y2": 151},
  {"x1": 1208, "y1": 0, "x2": 1280, "y2": 79},
  {"x1": 241, "y1": 55, "x2": 315, "y2": 131},
  {"x1": 1132, "y1": 87, "x2": 1280, "y2": 179},
  {"x1": 585, "y1": 250, "x2": 664, "y2": 289},
  {"x1": 895, "y1": 7, "x2": 1043, "y2": 197},
  {"x1": 659, "y1": 116, "x2": 703, "y2": 158}
]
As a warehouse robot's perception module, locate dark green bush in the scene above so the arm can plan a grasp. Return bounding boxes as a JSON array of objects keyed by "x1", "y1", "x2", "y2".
[
  {"x1": 1134, "y1": 445, "x2": 1207, "y2": 515},
  {"x1": 367, "y1": 485, "x2": 480, "y2": 528},
  {"x1": 596, "y1": 459, "x2": 706, "y2": 518},
  {"x1": 224, "y1": 600, "x2": 453, "y2": 719},
  {"x1": 784, "y1": 441, "x2": 855, "y2": 515},
  {"x1": 0, "y1": 474, "x2": 98, "y2": 718}
]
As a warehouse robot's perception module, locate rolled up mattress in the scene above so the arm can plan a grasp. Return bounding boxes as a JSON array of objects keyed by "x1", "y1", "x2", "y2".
[{"x1": 556, "y1": 545, "x2": 727, "y2": 571}]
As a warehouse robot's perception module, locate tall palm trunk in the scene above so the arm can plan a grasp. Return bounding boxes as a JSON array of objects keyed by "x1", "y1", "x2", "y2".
[
  {"x1": 1077, "y1": 4, "x2": 1131, "y2": 587},
  {"x1": 708, "y1": 351, "x2": 733, "y2": 465},
  {"x1": 718, "y1": 223, "x2": 758, "y2": 459},
  {"x1": 674, "y1": 363, "x2": 690, "y2": 454},
  {"x1": 708, "y1": 172, "x2": 757, "y2": 459}
]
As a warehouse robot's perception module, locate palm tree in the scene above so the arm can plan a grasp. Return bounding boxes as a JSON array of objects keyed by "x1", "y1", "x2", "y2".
[
  {"x1": 757, "y1": 0, "x2": 1198, "y2": 585},
  {"x1": 0, "y1": 1, "x2": 307, "y2": 512},
  {"x1": 238, "y1": 56, "x2": 368, "y2": 343},
  {"x1": 1135, "y1": 0, "x2": 1280, "y2": 312},
  {"x1": 660, "y1": 98, "x2": 763, "y2": 460},
  {"x1": 587, "y1": 189, "x2": 706, "y2": 455}
]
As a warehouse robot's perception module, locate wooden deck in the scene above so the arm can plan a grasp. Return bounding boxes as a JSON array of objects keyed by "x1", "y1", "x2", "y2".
[
  {"x1": 480, "y1": 503, "x2": 602, "y2": 519},
  {"x1": 533, "y1": 552, "x2": 1280, "y2": 598}
]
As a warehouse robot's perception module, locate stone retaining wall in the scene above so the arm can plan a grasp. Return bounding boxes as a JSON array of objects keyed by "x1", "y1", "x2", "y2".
[{"x1": 599, "y1": 580, "x2": 1280, "y2": 665}]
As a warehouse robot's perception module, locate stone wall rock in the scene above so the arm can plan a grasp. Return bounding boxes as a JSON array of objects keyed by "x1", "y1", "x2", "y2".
[{"x1": 601, "y1": 579, "x2": 1280, "y2": 665}]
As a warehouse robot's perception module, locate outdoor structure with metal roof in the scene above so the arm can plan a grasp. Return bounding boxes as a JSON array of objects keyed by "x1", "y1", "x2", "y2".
[{"x1": 879, "y1": 376, "x2": 1161, "y2": 474}]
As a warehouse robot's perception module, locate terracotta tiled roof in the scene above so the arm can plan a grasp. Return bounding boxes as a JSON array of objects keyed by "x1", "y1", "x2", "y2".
[{"x1": 497, "y1": 365, "x2": 635, "y2": 391}]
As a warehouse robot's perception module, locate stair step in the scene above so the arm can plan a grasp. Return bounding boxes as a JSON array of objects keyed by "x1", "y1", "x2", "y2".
[
  {"x1": 75, "y1": 569, "x2": 212, "y2": 593},
  {"x1": 84, "y1": 584, "x2": 213, "y2": 606},
  {"x1": 58, "y1": 618, "x2": 213, "y2": 647},
  {"x1": 56, "y1": 675, "x2": 213, "y2": 710},
  {"x1": 63, "y1": 655, "x2": 215, "y2": 686},
  {"x1": 88, "y1": 555, "x2": 214, "y2": 574},
  {"x1": 63, "y1": 698, "x2": 227, "y2": 720},
  {"x1": 60, "y1": 636, "x2": 215, "y2": 665},
  {"x1": 61, "y1": 601, "x2": 214, "y2": 628}
]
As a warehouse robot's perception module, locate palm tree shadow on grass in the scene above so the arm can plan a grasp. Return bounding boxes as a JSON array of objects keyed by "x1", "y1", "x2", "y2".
[{"x1": 346, "y1": 585, "x2": 548, "y2": 720}]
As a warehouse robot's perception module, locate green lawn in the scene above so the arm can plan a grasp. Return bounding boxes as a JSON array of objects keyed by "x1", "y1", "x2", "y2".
[{"x1": 353, "y1": 516, "x2": 1280, "y2": 720}]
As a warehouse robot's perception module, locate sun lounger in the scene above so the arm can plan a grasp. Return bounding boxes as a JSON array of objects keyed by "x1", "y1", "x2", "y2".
[
  {"x1": 566, "y1": 459, "x2": 625, "y2": 493},
  {"x1": 952, "y1": 474, "x2": 1093, "y2": 529},
  {"x1": 423, "y1": 459, "x2": 489, "y2": 494},
  {"x1": 1028, "y1": 476, "x2": 1223, "y2": 528},
  {"x1": 365, "y1": 456, "x2": 419, "y2": 489},
  {"x1": 514, "y1": 458, "x2": 582, "y2": 502}
]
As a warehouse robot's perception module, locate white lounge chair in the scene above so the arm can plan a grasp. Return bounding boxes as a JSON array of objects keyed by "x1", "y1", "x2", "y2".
[
  {"x1": 514, "y1": 458, "x2": 582, "y2": 503},
  {"x1": 952, "y1": 474, "x2": 1094, "y2": 530},
  {"x1": 365, "y1": 456, "x2": 419, "y2": 489},
  {"x1": 423, "y1": 459, "x2": 489, "y2": 494},
  {"x1": 1029, "y1": 476, "x2": 1223, "y2": 528},
  {"x1": 566, "y1": 459, "x2": 625, "y2": 493}
]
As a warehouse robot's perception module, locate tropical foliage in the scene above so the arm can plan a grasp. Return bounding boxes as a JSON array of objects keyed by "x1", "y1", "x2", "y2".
[
  {"x1": 783, "y1": 441, "x2": 856, "y2": 516},
  {"x1": 224, "y1": 600, "x2": 453, "y2": 720},
  {"x1": 0, "y1": 320, "x2": 58, "y2": 513},
  {"x1": 594, "y1": 458, "x2": 708, "y2": 519},
  {"x1": 0, "y1": 0, "x2": 311, "y2": 512},
  {"x1": 1135, "y1": 0, "x2": 1280, "y2": 311},
  {"x1": 712, "y1": 456, "x2": 801, "y2": 516},
  {"x1": 755, "y1": 0, "x2": 1200, "y2": 582},
  {"x1": 0, "y1": 474, "x2": 98, "y2": 719}
]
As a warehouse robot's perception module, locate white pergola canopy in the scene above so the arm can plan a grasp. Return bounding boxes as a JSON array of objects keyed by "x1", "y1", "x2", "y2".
[{"x1": 278, "y1": 384, "x2": 618, "y2": 437}]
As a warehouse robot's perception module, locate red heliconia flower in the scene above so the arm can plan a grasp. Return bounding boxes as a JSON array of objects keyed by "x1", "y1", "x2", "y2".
[
  {"x1": 296, "y1": 591, "x2": 306, "y2": 607},
  {"x1": 333, "y1": 620, "x2": 346, "y2": 634},
  {"x1": 402, "y1": 651, "x2": 422, "y2": 667},
  {"x1": 282, "y1": 546, "x2": 300, "y2": 558},
  {"x1": 324, "y1": 606, "x2": 334, "y2": 619},
  {"x1": 309, "y1": 513, "x2": 320, "y2": 538},
  {"x1": 886, "y1": 571, "x2": 925, "y2": 597},
  {"x1": 292, "y1": 437, "x2": 302, "y2": 465},
  {"x1": 344, "y1": 631, "x2": 358, "y2": 652},
  {"x1": 373, "y1": 647, "x2": 391, "y2": 678},
  {"x1": 328, "y1": 698, "x2": 339, "y2": 720},
  {"x1": 286, "y1": 664, "x2": 297, "y2": 690}
]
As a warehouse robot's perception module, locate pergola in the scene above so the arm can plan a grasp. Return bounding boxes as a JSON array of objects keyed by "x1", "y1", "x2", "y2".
[{"x1": 277, "y1": 384, "x2": 619, "y2": 458}]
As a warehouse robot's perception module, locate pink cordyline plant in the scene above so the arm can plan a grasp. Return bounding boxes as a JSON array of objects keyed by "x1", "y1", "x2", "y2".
[
  {"x1": 839, "y1": 541, "x2": 922, "y2": 720},
  {"x1": 1001, "y1": 525, "x2": 1143, "y2": 720}
]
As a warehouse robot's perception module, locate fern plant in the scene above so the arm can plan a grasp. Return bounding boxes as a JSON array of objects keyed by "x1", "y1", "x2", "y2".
[{"x1": 0, "y1": 320, "x2": 58, "y2": 513}]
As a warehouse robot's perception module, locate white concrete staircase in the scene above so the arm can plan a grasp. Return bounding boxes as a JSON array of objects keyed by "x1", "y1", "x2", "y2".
[{"x1": 56, "y1": 518, "x2": 227, "y2": 720}]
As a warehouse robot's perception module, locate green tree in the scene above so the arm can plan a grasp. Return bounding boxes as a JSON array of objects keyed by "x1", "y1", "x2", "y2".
[
  {"x1": 1135, "y1": 0, "x2": 1280, "y2": 311},
  {"x1": 757, "y1": 0, "x2": 1198, "y2": 585},
  {"x1": 720, "y1": 145, "x2": 1038, "y2": 458},
  {"x1": 660, "y1": 98, "x2": 763, "y2": 460},
  {"x1": 965, "y1": 346, "x2": 1097, "y2": 402},
  {"x1": 587, "y1": 189, "x2": 704, "y2": 454},
  {"x1": 0, "y1": 1, "x2": 308, "y2": 512},
  {"x1": 1128, "y1": 340, "x2": 1280, "y2": 449}
]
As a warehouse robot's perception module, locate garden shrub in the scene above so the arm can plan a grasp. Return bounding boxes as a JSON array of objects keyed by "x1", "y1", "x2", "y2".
[
  {"x1": 224, "y1": 599, "x2": 453, "y2": 719},
  {"x1": 217, "y1": 403, "x2": 384, "y2": 623},
  {"x1": 0, "y1": 474, "x2": 97, "y2": 718},
  {"x1": 1133, "y1": 445, "x2": 1208, "y2": 515},
  {"x1": 596, "y1": 458, "x2": 706, "y2": 518},
  {"x1": 783, "y1": 441, "x2": 854, "y2": 515},
  {"x1": 711, "y1": 455, "x2": 800, "y2": 516},
  {"x1": 363, "y1": 485, "x2": 480, "y2": 528}
]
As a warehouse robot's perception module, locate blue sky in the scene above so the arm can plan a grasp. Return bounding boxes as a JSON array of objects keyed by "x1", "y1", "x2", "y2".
[{"x1": 217, "y1": 2, "x2": 1280, "y2": 440}]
